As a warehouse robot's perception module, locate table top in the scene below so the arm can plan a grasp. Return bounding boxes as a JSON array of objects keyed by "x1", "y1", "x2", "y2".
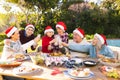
[{"x1": 0, "y1": 58, "x2": 120, "y2": 80}]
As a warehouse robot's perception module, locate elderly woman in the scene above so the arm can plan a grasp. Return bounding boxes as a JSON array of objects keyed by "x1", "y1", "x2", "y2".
[
  {"x1": 1, "y1": 26, "x2": 40, "y2": 60},
  {"x1": 62, "y1": 33, "x2": 115, "y2": 58}
]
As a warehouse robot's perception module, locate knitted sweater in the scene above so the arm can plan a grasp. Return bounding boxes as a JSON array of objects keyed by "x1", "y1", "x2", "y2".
[{"x1": 42, "y1": 35, "x2": 53, "y2": 53}]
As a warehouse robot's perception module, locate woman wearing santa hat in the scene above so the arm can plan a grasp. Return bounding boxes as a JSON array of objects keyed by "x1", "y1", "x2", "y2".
[
  {"x1": 1, "y1": 26, "x2": 40, "y2": 60},
  {"x1": 42, "y1": 26, "x2": 54, "y2": 53},
  {"x1": 50, "y1": 21, "x2": 69, "y2": 53},
  {"x1": 62, "y1": 33, "x2": 115, "y2": 58}
]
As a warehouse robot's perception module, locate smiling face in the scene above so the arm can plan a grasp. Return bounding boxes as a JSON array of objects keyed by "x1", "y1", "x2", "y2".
[
  {"x1": 46, "y1": 31, "x2": 54, "y2": 37},
  {"x1": 92, "y1": 36, "x2": 103, "y2": 49},
  {"x1": 11, "y1": 30, "x2": 20, "y2": 40},
  {"x1": 92, "y1": 36, "x2": 98, "y2": 46},
  {"x1": 25, "y1": 27, "x2": 34, "y2": 37},
  {"x1": 73, "y1": 32, "x2": 83, "y2": 43},
  {"x1": 56, "y1": 27, "x2": 64, "y2": 35}
]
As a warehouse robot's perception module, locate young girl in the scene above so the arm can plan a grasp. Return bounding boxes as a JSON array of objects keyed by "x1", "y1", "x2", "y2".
[
  {"x1": 42, "y1": 26, "x2": 54, "y2": 53},
  {"x1": 50, "y1": 21, "x2": 69, "y2": 53}
]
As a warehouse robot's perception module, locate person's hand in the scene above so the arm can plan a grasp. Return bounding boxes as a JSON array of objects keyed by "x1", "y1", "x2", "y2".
[
  {"x1": 49, "y1": 39, "x2": 56, "y2": 44},
  {"x1": 48, "y1": 45, "x2": 53, "y2": 50},
  {"x1": 61, "y1": 42, "x2": 68, "y2": 47},
  {"x1": 4, "y1": 39, "x2": 10, "y2": 45},
  {"x1": 97, "y1": 54, "x2": 104, "y2": 58},
  {"x1": 34, "y1": 35, "x2": 40, "y2": 43},
  {"x1": 33, "y1": 43, "x2": 38, "y2": 48}
]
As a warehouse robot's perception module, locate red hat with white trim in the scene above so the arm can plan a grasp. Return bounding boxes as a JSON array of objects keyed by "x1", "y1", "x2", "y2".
[
  {"x1": 25, "y1": 24, "x2": 35, "y2": 30},
  {"x1": 5, "y1": 26, "x2": 17, "y2": 37},
  {"x1": 56, "y1": 21, "x2": 67, "y2": 31},
  {"x1": 73, "y1": 28, "x2": 84, "y2": 38},
  {"x1": 94, "y1": 33, "x2": 107, "y2": 45},
  {"x1": 44, "y1": 26, "x2": 54, "y2": 34}
]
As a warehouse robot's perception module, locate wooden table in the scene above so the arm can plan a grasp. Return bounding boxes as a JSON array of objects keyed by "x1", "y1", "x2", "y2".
[{"x1": 0, "y1": 59, "x2": 119, "y2": 80}]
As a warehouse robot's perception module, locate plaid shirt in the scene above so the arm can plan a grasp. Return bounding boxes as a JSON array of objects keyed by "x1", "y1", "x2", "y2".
[{"x1": 52, "y1": 32, "x2": 68, "y2": 52}]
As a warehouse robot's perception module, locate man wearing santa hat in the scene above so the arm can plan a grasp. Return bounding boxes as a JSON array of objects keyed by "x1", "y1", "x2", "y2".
[
  {"x1": 72, "y1": 28, "x2": 90, "y2": 44},
  {"x1": 1, "y1": 26, "x2": 40, "y2": 60},
  {"x1": 62, "y1": 28, "x2": 90, "y2": 57},
  {"x1": 62, "y1": 33, "x2": 115, "y2": 58},
  {"x1": 19, "y1": 24, "x2": 38, "y2": 52}
]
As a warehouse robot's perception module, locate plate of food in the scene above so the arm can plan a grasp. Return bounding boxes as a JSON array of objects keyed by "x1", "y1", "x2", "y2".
[
  {"x1": 99, "y1": 57, "x2": 120, "y2": 67},
  {"x1": 99, "y1": 66, "x2": 120, "y2": 79},
  {"x1": 0, "y1": 60, "x2": 21, "y2": 67},
  {"x1": 65, "y1": 68, "x2": 94, "y2": 79},
  {"x1": 14, "y1": 53, "x2": 30, "y2": 62},
  {"x1": 13, "y1": 65, "x2": 43, "y2": 76}
]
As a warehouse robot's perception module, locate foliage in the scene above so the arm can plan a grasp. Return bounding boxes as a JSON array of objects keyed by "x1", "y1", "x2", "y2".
[
  {"x1": 85, "y1": 34, "x2": 94, "y2": 40},
  {"x1": 1, "y1": 0, "x2": 120, "y2": 38},
  {"x1": 0, "y1": 33, "x2": 6, "y2": 42}
]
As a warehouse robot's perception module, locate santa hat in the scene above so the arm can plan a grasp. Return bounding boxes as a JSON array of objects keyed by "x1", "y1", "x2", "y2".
[
  {"x1": 44, "y1": 26, "x2": 54, "y2": 34},
  {"x1": 56, "y1": 21, "x2": 67, "y2": 31},
  {"x1": 5, "y1": 26, "x2": 17, "y2": 37},
  {"x1": 94, "y1": 33, "x2": 107, "y2": 45},
  {"x1": 73, "y1": 28, "x2": 84, "y2": 38},
  {"x1": 25, "y1": 24, "x2": 35, "y2": 30}
]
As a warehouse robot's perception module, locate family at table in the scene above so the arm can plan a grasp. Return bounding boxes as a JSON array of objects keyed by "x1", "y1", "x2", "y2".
[
  {"x1": 0, "y1": 21, "x2": 116, "y2": 80},
  {"x1": 1, "y1": 21, "x2": 115, "y2": 60}
]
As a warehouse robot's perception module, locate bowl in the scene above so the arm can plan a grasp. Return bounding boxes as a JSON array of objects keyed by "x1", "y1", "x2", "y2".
[{"x1": 83, "y1": 60, "x2": 97, "y2": 67}]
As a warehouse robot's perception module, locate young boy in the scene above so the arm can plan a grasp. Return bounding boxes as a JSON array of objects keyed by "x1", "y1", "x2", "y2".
[{"x1": 42, "y1": 26, "x2": 54, "y2": 53}]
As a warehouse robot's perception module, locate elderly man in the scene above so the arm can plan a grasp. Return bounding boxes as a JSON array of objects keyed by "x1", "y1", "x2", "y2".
[
  {"x1": 67, "y1": 28, "x2": 90, "y2": 57},
  {"x1": 70, "y1": 28, "x2": 89, "y2": 45}
]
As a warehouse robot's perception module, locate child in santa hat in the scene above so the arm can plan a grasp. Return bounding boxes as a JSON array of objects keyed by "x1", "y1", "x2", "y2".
[
  {"x1": 50, "y1": 21, "x2": 69, "y2": 54},
  {"x1": 1, "y1": 26, "x2": 40, "y2": 60},
  {"x1": 62, "y1": 33, "x2": 115, "y2": 58},
  {"x1": 42, "y1": 26, "x2": 54, "y2": 53}
]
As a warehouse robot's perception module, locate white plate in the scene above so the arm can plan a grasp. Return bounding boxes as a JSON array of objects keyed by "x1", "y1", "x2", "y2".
[
  {"x1": 99, "y1": 59, "x2": 120, "y2": 67},
  {"x1": 64, "y1": 69, "x2": 94, "y2": 79},
  {"x1": 13, "y1": 66, "x2": 43, "y2": 76}
]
